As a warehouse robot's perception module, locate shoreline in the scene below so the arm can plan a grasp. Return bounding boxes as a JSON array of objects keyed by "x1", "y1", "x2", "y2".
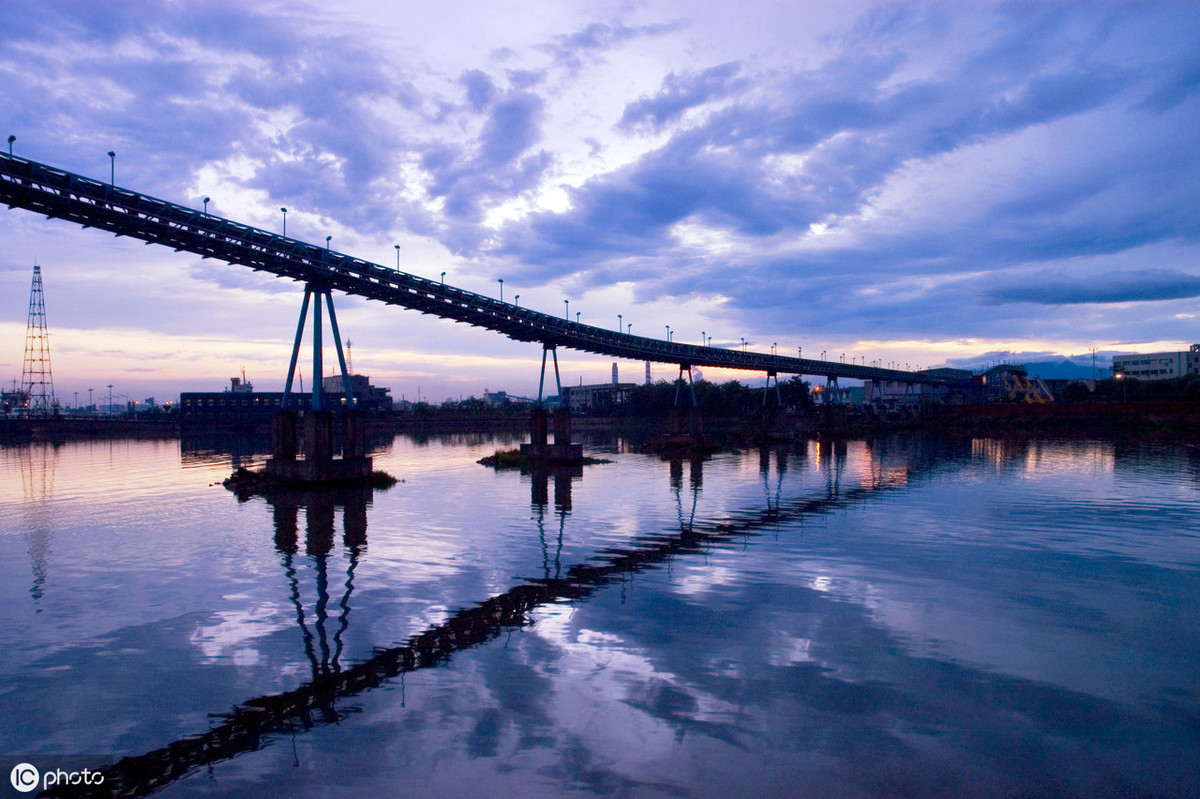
[{"x1": 2, "y1": 401, "x2": 1197, "y2": 445}]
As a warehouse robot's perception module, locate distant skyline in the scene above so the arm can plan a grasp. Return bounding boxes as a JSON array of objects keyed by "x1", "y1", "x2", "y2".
[{"x1": 2, "y1": 1, "x2": 1197, "y2": 403}]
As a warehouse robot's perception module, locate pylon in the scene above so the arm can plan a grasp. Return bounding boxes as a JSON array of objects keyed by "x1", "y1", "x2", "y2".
[{"x1": 21, "y1": 264, "x2": 56, "y2": 414}]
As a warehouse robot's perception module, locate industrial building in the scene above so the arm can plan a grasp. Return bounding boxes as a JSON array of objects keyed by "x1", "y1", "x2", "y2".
[
  {"x1": 180, "y1": 374, "x2": 392, "y2": 424},
  {"x1": 561, "y1": 363, "x2": 637, "y2": 413},
  {"x1": 1112, "y1": 345, "x2": 1200, "y2": 381}
]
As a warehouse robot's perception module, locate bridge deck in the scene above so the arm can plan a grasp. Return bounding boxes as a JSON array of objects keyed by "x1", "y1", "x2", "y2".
[{"x1": 0, "y1": 153, "x2": 965, "y2": 387}]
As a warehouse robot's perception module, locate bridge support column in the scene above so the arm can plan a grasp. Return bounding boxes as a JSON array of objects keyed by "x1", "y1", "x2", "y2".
[
  {"x1": 820, "y1": 376, "x2": 847, "y2": 433},
  {"x1": 553, "y1": 408, "x2": 572, "y2": 447},
  {"x1": 521, "y1": 344, "x2": 583, "y2": 461},
  {"x1": 755, "y1": 371, "x2": 788, "y2": 442},
  {"x1": 265, "y1": 284, "x2": 373, "y2": 483},
  {"x1": 663, "y1": 363, "x2": 707, "y2": 447},
  {"x1": 343, "y1": 410, "x2": 366, "y2": 459},
  {"x1": 530, "y1": 407, "x2": 548, "y2": 451},
  {"x1": 272, "y1": 410, "x2": 297, "y2": 460}
]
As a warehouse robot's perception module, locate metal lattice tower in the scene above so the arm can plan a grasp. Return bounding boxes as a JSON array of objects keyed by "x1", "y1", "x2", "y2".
[{"x1": 21, "y1": 264, "x2": 56, "y2": 414}]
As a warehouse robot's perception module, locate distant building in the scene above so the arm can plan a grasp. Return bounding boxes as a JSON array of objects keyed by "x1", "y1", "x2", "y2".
[
  {"x1": 1112, "y1": 344, "x2": 1200, "y2": 381},
  {"x1": 866, "y1": 368, "x2": 973, "y2": 407},
  {"x1": 563, "y1": 382, "x2": 638, "y2": 413},
  {"x1": 181, "y1": 374, "x2": 392, "y2": 423},
  {"x1": 320, "y1": 374, "x2": 393, "y2": 412},
  {"x1": 483, "y1": 389, "x2": 509, "y2": 407}
]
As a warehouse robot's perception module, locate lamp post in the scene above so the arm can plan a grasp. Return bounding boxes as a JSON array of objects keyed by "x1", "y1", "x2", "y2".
[
  {"x1": 203, "y1": 196, "x2": 210, "y2": 215},
  {"x1": 498, "y1": 278, "x2": 504, "y2": 302},
  {"x1": 564, "y1": 299, "x2": 569, "y2": 320},
  {"x1": 514, "y1": 294, "x2": 520, "y2": 307},
  {"x1": 702, "y1": 330, "x2": 706, "y2": 346},
  {"x1": 7, "y1": 135, "x2": 14, "y2": 155},
  {"x1": 395, "y1": 244, "x2": 400, "y2": 269},
  {"x1": 88, "y1": 388, "x2": 93, "y2": 414},
  {"x1": 618, "y1": 314, "x2": 622, "y2": 333},
  {"x1": 107, "y1": 151, "x2": 115, "y2": 185},
  {"x1": 740, "y1": 337, "x2": 746, "y2": 352},
  {"x1": 772, "y1": 342, "x2": 777, "y2": 356},
  {"x1": 665, "y1": 325, "x2": 671, "y2": 341},
  {"x1": 628, "y1": 323, "x2": 632, "y2": 335},
  {"x1": 576, "y1": 311, "x2": 580, "y2": 323},
  {"x1": 281, "y1": 207, "x2": 287, "y2": 235},
  {"x1": 440, "y1": 271, "x2": 446, "y2": 285}
]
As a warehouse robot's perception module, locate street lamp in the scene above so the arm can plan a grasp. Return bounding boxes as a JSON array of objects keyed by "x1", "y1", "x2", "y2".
[
  {"x1": 576, "y1": 311, "x2": 581, "y2": 323},
  {"x1": 514, "y1": 294, "x2": 520, "y2": 307},
  {"x1": 740, "y1": 337, "x2": 746, "y2": 351},
  {"x1": 203, "y1": 196, "x2": 210, "y2": 215},
  {"x1": 281, "y1": 207, "x2": 287, "y2": 235},
  {"x1": 772, "y1": 342, "x2": 777, "y2": 355},
  {"x1": 325, "y1": 235, "x2": 332, "y2": 250},
  {"x1": 665, "y1": 325, "x2": 671, "y2": 341},
  {"x1": 618, "y1": 314, "x2": 622, "y2": 333},
  {"x1": 564, "y1": 299, "x2": 569, "y2": 319},
  {"x1": 498, "y1": 278, "x2": 504, "y2": 302},
  {"x1": 702, "y1": 330, "x2": 706, "y2": 346},
  {"x1": 440, "y1": 271, "x2": 446, "y2": 285},
  {"x1": 395, "y1": 244, "x2": 401, "y2": 269},
  {"x1": 107, "y1": 151, "x2": 115, "y2": 185},
  {"x1": 7, "y1": 135, "x2": 14, "y2": 155},
  {"x1": 627, "y1": 323, "x2": 632, "y2": 335}
]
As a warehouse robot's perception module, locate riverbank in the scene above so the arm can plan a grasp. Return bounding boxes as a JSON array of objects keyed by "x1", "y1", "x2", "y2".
[
  {"x1": 0, "y1": 416, "x2": 177, "y2": 443},
  {"x1": 5, "y1": 401, "x2": 1197, "y2": 445}
]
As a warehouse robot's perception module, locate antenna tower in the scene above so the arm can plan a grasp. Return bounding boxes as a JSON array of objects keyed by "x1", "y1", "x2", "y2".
[{"x1": 21, "y1": 264, "x2": 56, "y2": 414}]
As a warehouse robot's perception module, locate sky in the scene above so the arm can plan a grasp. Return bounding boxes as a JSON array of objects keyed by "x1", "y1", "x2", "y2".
[{"x1": 0, "y1": 0, "x2": 1197, "y2": 405}]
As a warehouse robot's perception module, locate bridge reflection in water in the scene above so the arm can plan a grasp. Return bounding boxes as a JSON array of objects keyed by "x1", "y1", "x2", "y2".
[
  {"x1": 53, "y1": 440, "x2": 920, "y2": 799},
  {"x1": 267, "y1": 486, "x2": 370, "y2": 681}
]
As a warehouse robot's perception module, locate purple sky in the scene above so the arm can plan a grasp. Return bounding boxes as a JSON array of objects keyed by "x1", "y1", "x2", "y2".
[{"x1": 1, "y1": 1, "x2": 1197, "y2": 404}]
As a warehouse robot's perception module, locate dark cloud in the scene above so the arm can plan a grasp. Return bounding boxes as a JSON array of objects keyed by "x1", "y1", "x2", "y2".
[
  {"x1": 982, "y1": 269, "x2": 1200, "y2": 306},
  {"x1": 460, "y1": 69, "x2": 496, "y2": 111},
  {"x1": 617, "y1": 62, "x2": 745, "y2": 133},
  {"x1": 541, "y1": 20, "x2": 687, "y2": 68}
]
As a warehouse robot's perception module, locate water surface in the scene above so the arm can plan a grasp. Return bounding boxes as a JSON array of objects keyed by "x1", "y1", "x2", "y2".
[{"x1": 1, "y1": 433, "x2": 1197, "y2": 797}]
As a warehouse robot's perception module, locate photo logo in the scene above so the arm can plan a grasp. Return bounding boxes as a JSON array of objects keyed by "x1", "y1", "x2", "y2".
[{"x1": 9, "y1": 763, "x2": 39, "y2": 793}]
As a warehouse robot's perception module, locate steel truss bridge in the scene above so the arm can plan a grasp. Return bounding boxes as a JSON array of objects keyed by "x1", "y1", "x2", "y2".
[{"x1": 0, "y1": 152, "x2": 966, "y2": 390}]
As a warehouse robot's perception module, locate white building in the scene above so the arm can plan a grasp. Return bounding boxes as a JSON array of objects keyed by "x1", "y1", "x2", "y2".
[{"x1": 1112, "y1": 344, "x2": 1200, "y2": 381}]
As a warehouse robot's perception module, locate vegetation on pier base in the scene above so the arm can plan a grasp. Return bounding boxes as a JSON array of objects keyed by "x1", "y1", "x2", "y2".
[
  {"x1": 222, "y1": 467, "x2": 398, "y2": 499},
  {"x1": 477, "y1": 448, "x2": 609, "y2": 469}
]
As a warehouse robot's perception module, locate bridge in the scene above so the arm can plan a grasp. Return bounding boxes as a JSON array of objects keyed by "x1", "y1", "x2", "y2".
[{"x1": 0, "y1": 151, "x2": 967, "y2": 393}]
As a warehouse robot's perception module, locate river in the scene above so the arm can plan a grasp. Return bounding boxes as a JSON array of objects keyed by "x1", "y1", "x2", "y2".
[{"x1": 2, "y1": 432, "x2": 1198, "y2": 797}]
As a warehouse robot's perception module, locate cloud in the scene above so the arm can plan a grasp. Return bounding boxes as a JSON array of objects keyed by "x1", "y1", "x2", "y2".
[
  {"x1": 617, "y1": 62, "x2": 745, "y2": 133},
  {"x1": 982, "y1": 269, "x2": 1200, "y2": 306},
  {"x1": 540, "y1": 20, "x2": 687, "y2": 70}
]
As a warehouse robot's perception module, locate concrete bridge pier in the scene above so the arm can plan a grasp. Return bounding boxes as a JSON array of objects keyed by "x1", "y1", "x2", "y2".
[
  {"x1": 265, "y1": 283, "x2": 373, "y2": 483},
  {"x1": 820, "y1": 375, "x2": 848, "y2": 433},
  {"x1": 755, "y1": 370, "x2": 788, "y2": 441},
  {"x1": 521, "y1": 344, "x2": 583, "y2": 461},
  {"x1": 669, "y1": 364, "x2": 704, "y2": 440}
]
